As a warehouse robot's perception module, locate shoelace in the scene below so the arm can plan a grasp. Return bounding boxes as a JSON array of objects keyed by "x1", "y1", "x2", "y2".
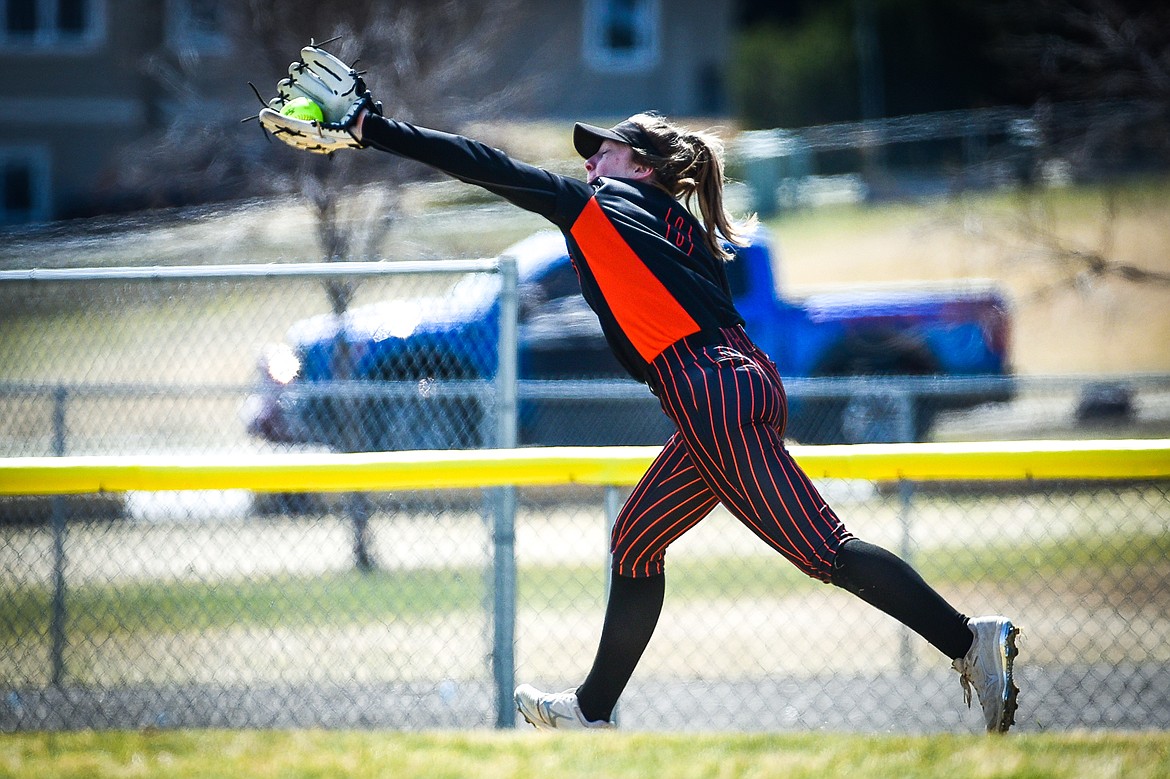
[{"x1": 953, "y1": 658, "x2": 974, "y2": 708}]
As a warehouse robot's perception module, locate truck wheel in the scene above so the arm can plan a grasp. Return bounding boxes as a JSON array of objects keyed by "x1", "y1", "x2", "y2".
[
  {"x1": 789, "y1": 334, "x2": 939, "y2": 444},
  {"x1": 839, "y1": 392, "x2": 935, "y2": 444}
]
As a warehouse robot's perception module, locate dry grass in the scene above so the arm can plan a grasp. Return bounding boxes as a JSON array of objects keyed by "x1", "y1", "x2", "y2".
[{"x1": 772, "y1": 181, "x2": 1170, "y2": 376}]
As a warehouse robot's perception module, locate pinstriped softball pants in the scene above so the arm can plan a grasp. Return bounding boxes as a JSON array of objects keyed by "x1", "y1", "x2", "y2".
[{"x1": 612, "y1": 326, "x2": 854, "y2": 581}]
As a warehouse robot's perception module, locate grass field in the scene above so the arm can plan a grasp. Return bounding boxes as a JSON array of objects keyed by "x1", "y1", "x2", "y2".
[
  {"x1": 2, "y1": 729, "x2": 1168, "y2": 778},
  {"x1": 3, "y1": 526, "x2": 1165, "y2": 639}
]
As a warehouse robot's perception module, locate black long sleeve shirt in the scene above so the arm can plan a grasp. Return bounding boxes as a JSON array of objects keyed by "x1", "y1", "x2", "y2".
[{"x1": 362, "y1": 116, "x2": 744, "y2": 384}]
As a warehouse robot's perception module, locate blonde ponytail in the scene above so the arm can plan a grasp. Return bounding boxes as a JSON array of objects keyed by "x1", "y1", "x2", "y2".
[{"x1": 625, "y1": 113, "x2": 756, "y2": 261}]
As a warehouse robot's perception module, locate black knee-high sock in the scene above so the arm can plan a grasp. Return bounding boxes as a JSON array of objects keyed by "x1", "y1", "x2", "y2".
[
  {"x1": 575, "y1": 572, "x2": 665, "y2": 723},
  {"x1": 830, "y1": 538, "x2": 973, "y2": 659}
]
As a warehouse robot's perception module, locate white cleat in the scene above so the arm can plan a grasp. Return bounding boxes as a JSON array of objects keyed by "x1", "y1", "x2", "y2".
[
  {"x1": 514, "y1": 684, "x2": 614, "y2": 731},
  {"x1": 953, "y1": 615, "x2": 1020, "y2": 733}
]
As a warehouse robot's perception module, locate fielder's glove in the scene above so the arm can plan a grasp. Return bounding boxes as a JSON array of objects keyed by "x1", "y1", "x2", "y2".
[{"x1": 258, "y1": 45, "x2": 382, "y2": 155}]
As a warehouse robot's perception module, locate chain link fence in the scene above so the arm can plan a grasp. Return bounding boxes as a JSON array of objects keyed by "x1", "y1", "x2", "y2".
[
  {"x1": 2, "y1": 261, "x2": 1169, "y2": 733},
  {"x1": 733, "y1": 99, "x2": 1170, "y2": 215}
]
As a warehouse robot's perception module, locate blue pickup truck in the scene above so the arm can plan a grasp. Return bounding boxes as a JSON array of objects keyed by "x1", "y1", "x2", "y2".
[{"x1": 243, "y1": 226, "x2": 1013, "y2": 450}]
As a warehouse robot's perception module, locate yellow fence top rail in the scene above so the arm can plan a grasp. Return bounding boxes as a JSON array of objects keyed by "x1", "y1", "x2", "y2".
[{"x1": 1, "y1": 440, "x2": 1168, "y2": 496}]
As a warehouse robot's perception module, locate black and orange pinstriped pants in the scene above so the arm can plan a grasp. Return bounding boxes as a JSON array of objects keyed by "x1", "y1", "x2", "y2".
[{"x1": 611, "y1": 326, "x2": 855, "y2": 581}]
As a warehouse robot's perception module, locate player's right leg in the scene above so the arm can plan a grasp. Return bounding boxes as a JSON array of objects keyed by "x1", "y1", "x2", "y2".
[
  {"x1": 830, "y1": 540, "x2": 1021, "y2": 732},
  {"x1": 651, "y1": 330, "x2": 1021, "y2": 732},
  {"x1": 515, "y1": 433, "x2": 718, "y2": 729},
  {"x1": 953, "y1": 615, "x2": 1021, "y2": 732}
]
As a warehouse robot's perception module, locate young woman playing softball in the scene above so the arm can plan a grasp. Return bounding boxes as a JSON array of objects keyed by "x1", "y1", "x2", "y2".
[{"x1": 332, "y1": 107, "x2": 1020, "y2": 733}]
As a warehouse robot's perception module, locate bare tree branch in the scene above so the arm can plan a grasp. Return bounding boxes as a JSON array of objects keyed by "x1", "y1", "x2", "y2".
[
  {"x1": 953, "y1": 186, "x2": 1170, "y2": 310},
  {"x1": 113, "y1": 1, "x2": 531, "y2": 243},
  {"x1": 989, "y1": 0, "x2": 1170, "y2": 103}
]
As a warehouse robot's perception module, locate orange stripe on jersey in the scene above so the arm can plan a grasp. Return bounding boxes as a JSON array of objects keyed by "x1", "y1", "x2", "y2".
[{"x1": 570, "y1": 198, "x2": 700, "y2": 361}]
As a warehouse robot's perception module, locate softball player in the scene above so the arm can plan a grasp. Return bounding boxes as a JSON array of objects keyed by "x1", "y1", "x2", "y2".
[{"x1": 345, "y1": 109, "x2": 1019, "y2": 733}]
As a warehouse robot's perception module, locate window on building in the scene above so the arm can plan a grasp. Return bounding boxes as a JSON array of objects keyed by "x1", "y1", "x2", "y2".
[
  {"x1": 167, "y1": 0, "x2": 228, "y2": 56},
  {"x1": 0, "y1": 151, "x2": 49, "y2": 224},
  {"x1": 1, "y1": 0, "x2": 101, "y2": 46},
  {"x1": 57, "y1": 0, "x2": 84, "y2": 33},
  {"x1": 583, "y1": 0, "x2": 660, "y2": 72}
]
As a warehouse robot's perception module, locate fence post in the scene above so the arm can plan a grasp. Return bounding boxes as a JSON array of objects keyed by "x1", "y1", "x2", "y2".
[
  {"x1": 603, "y1": 486, "x2": 621, "y2": 583},
  {"x1": 896, "y1": 479, "x2": 917, "y2": 674},
  {"x1": 50, "y1": 384, "x2": 68, "y2": 686},
  {"x1": 603, "y1": 484, "x2": 622, "y2": 725},
  {"x1": 491, "y1": 257, "x2": 520, "y2": 728},
  {"x1": 893, "y1": 389, "x2": 916, "y2": 673}
]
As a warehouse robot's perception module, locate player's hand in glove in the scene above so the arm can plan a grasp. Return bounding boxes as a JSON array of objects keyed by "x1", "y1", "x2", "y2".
[{"x1": 258, "y1": 45, "x2": 382, "y2": 155}]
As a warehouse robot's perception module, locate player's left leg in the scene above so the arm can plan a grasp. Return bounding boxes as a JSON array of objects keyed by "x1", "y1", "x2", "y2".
[{"x1": 609, "y1": 431, "x2": 721, "y2": 578}]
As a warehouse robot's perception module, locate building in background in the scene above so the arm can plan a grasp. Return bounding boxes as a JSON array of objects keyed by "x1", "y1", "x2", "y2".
[
  {"x1": 0, "y1": 0, "x2": 734, "y2": 224},
  {"x1": 520, "y1": 0, "x2": 732, "y2": 119}
]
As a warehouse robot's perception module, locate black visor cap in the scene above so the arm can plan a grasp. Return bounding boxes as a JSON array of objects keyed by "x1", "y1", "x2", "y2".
[{"x1": 573, "y1": 119, "x2": 659, "y2": 159}]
